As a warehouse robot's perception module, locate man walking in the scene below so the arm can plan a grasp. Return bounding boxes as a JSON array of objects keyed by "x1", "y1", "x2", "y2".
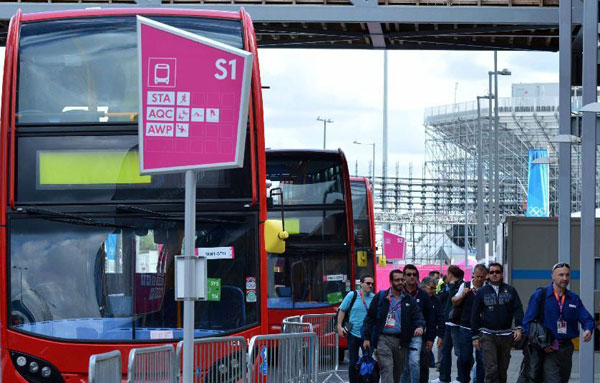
[
  {"x1": 452, "y1": 264, "x2": 488, "y2": 383},
  {"x1": 363, "y1": 269, "x2": 425, "y2": 383},
  {"x1": 471, "y1": 262, "x2": 524, "y2": 383},
  {"x1": 421, "y1": 276, "x2": 445, "y2": 383},
  {"x1": 402, "y1": 265, "x2": 436, "y2": 383},
  {"x1": 522, "y1": 262, "x2": 595, "y2": 383},
  {"x1": 431, "y1": 265, "x2": 464, "y2": 383},
  {"x1": 337, "y1": 274, "x2": 376, "y2": 383}
]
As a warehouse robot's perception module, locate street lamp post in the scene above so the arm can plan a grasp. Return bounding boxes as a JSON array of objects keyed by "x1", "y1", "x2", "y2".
[
  {"x1": 317, "y1": 116, "x2": 333, "y2": 149},
  {"x1": 353, "y1": 140, "x2": 376, "y2": 188},
  {"x1": 476, "y1": 95, "x2": 491, "y2": 261},
  {"x1": 488, "y1": 58, "x2": 511, "y2": 261}
]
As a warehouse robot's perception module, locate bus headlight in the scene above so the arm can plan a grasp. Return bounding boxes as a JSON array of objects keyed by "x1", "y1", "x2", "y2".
[{"x1": 10, "y1": 351, "x2": 63, "y2": 383}]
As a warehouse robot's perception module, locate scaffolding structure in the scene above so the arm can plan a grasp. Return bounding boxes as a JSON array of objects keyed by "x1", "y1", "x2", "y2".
[{"x1": 365, "y1": 88, "x2": 587, "y2": 264}]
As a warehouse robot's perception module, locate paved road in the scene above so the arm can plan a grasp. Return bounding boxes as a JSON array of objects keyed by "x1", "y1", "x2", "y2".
[{"x1": 334, "y1": 347, "x2": 600, "y2": 383}]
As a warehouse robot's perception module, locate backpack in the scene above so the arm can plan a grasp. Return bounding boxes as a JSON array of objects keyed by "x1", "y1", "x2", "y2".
[{"x1": 447, "y1": 281, "x2": 470, "y2": 323}]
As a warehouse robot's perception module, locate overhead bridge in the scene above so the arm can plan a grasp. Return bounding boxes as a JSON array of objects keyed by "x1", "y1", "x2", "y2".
[{"x1": 0, "y1": 0, "x2": 578, "y2": 50}]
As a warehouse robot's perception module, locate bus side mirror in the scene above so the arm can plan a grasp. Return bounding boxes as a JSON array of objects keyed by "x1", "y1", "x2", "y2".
[
  {"x1": 378, "y1": 254, "x2": 387, "y2": 267},
  {"x1": 265, "y1": 219, "x2": 289, "y2": 254},
  {"x1": 357, "y1": 250, "x2": 368, "y2": 267}
]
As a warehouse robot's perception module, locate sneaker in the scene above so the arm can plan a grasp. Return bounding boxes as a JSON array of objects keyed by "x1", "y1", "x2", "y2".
[
  {"x1": 450, "y1": 381, "x2": 461, "y2": 383},
  {"x1": 430, "y1": 379, "x2": 449, "y2": 383}
]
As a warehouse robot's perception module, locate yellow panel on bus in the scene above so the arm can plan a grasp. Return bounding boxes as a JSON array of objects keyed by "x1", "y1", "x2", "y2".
[{"x1": 39, "y1": 151, "x2": 152, "y2": 185}]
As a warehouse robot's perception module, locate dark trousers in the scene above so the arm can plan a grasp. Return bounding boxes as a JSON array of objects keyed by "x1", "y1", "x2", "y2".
[
  {"x1": 440, "y1": 325, "x2": 460, "y2": 382},
  {"x1": 347, "y1": 333, "x2": 362, "y2": 383},
  {"x1": 480, "y1": 333, "x2": 513, "y2": 383},
  {"x1": 457, "y1": 327, "x2": 474, "y2": 383},
  {"x1": 473, "y1": 347, "x2": 484, "y2": 383},
  {"x1": 419, "y1": 344, "x2": 430, "y2": 383},
  {"x1": 527, "y1": 341, "x2": 574, "y2": 383}
]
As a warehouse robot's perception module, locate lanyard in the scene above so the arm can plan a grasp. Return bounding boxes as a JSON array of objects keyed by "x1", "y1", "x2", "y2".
[
  {"x1": 553, "y1": 289, "x2": 566, "y2": 316},
  {"x1": 359, "y1": 292, "x2": 369, "y2": 310},
  {"x1": 387, "y1": 291, "x2": 402, "y2": 314}
]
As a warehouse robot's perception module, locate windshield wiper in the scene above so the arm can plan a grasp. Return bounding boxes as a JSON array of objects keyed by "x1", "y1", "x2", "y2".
[
  {"x1": 17, "y1": 206, "x2": 133, "y2": 228},
  {"x1": 116, "y1": 204, "x2": 246, "y2": 224}
]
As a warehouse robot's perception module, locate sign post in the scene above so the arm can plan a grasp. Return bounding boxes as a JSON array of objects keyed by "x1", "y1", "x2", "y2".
[{"x1": 137, "y1": 16, "x2": 253, "y2": 383}]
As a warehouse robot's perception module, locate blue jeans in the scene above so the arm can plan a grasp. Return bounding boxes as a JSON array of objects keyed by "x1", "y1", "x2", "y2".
[
  {"x1": 472, "y1": 348, "x2": 484, "y2": 383},
  {"x1": 457, "y1": 327, "x2": 474, "y2": 383},
  {"x1": 439, "y1": 325, "x2": 460, "y2": 382},
  {"x1": 400, "y1": 336, "x2": 422, "y2": 383},
  {"x1": 347, "y1": 333, "x2": 362, "y2": 383}
]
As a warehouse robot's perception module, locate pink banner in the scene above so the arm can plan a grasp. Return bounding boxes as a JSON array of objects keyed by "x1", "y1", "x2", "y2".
[
  {"x1": 137, "y1": 17, "x2": 253, "y2": 174},
  {"x1": 383, "y1": 230, "x2": 405, "y2": 260}
]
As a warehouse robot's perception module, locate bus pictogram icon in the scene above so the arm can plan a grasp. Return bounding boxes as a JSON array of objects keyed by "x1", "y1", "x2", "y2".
[{"x1": 148, "y1": 58, "x2": 177, "y2": 88}]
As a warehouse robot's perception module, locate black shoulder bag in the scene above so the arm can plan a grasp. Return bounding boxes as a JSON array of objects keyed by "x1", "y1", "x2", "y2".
[
  {"x1": 528, "y1": 288, "x2": 553, "y2": 349},
  {"x1": 448, "y1": 281, "x2": 470, "y2": 323},
  {"x1": 342, "y1": 291, "x2": 358, "y2": 334}
]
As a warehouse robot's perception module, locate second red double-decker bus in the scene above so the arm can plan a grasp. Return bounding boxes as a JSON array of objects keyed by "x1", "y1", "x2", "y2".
[
  {"x1": 1, "y1": 8, "x2": 270, "y2": 382},
  {"x1": 265, "y1": 149, "x2": 354, "y2": 333},
  {"x1": 350, "y1": 177, "x2": 377, "y2": 283}
]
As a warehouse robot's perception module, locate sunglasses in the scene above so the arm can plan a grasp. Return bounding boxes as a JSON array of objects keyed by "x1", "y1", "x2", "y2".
[
  {"x1": 405, "y1": 273, "x2": 418, "y2": 277},
  {"x1": 489, "y1": 270, "x2": 502, "y2": 275},
  {"x1": 552, "y1": 262, "x2": 571, "y2": 271},
  {"x1": 363, "y1": 281, "x2": 374, "y2": 286}
]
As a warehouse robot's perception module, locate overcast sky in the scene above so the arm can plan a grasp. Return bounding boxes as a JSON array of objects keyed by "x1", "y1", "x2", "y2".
[{"x1": 258, "y1": 49, "x2": 559, "y2": 178}]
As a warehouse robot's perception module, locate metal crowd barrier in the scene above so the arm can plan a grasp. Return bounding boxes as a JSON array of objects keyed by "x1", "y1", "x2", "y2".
[
  {"x1": 300, "y1": 314, "x2": 344, "y2": 383},
  {"x1": 128, "y1": 345, "x2": 177, "y2": 383},
  {"x1": 282, "y1": 319, "x2": 314, "y2": 334},
  {"x1": 247, "y1": 332, "x2": 318, "y2": 383},
  {"x1": 89, "y1": 350, "x2": 122, "y2": 383},
  {"x1": 176, "y1": 336, "x2": 248, "y2": 383}
]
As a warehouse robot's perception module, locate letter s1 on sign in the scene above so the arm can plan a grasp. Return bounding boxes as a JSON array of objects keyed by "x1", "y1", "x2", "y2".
[{"x1": 214, "y1": 58, "x2": 237, "y2": 80}]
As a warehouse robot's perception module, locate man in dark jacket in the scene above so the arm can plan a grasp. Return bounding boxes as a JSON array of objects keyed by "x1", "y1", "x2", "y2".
[
  {"x1": 421, "y1": 276, "x2": 445, "y2": 383},
  {"x1": 363, "y1": 269, "x2": 426, "y2": 383},
  {"x1": 471, "y1": 262, "x2": 524, "y2": 383},
  {"x1": 452, "y1": 264, "x2": 488, "y2": 383},
  {"x1": 401, "y1": 264, "x2": 436, "y2": 383},
  {"x1": 522, "y1": 262, "x2": 594, "y2": 383}
]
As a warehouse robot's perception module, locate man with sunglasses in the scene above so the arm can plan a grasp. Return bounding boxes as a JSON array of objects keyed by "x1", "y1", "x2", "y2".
[
  {"x1": 522, "y1": 262, "x2": 594, "y2": 383},
  {"x1": 471, "y1": 262, "x2": 524, "y2": 383},
  {"x1": 363, "y1": 269, "x2": 426, "y2": 383},
  {"x1": 337, "y1": 274, "x2": 376, "y2": 383},
  {"x1": 401, "y1": 265, "x2": 435, "y2": 383}
]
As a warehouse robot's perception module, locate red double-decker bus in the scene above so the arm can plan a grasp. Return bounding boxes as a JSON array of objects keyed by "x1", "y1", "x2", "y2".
[
  {"x1": 1, "y1": 8, "x2": 269, "y2": 382},
  {"x1": 350, "y1": 177, "x2": 377, "y2": 283},
  {"x1": 265, "y1": 149, "x2": 355, "y2": 333}
]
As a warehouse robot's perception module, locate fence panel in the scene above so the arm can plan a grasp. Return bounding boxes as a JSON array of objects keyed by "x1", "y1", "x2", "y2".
[
  {"x1": 128, "y1": 345, "x2": 176, "y2": 383},
  {"x1": 247, "y1": 332, "x2": 318, "y2": 383},
  {"x1": 176, "y1": 336, "x2": 248, "y2": 383},
  {"x1": 282, "y1": 320, "x2": 313, "y2": 334},
  {"x1": 300, "y1": 314, "x2": 344, "y2": 383},
  {"x1": 89, "y1": 350, "x2": 122, "y2": 383}
]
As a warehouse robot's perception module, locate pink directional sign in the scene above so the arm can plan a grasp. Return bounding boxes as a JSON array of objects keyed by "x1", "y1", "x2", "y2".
[
  {"x1": 383, "y1": 230, "x2": 406, "y2": 260},
  {"x1": 137, "y1": 16, "x2": 253, "y2": 174}
]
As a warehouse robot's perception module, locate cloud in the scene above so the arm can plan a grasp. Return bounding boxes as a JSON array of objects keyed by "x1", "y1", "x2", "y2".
[{"x1": 259, "y1": 49, "x2": 559, "y2": 178}]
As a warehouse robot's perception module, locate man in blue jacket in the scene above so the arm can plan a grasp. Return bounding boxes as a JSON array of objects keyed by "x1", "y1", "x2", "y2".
[
  {"x1": 363, "y1": 269, "x2": 426, "y2": 383},
  {"x1": 522, "y1": 262, "x2": 594, "y2": 383}
]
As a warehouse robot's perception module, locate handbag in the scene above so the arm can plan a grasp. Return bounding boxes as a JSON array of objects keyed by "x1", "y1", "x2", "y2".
[
  {"x1": 335, "y1": 291, "x2": 357, "y2": 335},
  {"x1": 528, "y1": 288, "x2": 553, "y2": 350},
  {"x1": 355, "y1": 349, "x2": 380, "y2": 383}
]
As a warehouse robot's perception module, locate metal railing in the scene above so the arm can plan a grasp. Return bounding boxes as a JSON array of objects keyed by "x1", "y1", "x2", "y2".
[
  {"x1": 176, "y1": 336, "x2": 248, "y2": 383},
  {"x1": 300, "y1": 314, "x2": 344, "y2": 383},
  {"x1": 128, "y1": 345, "x2": 177, "y2": 383},
  {"x1": 89, "y1": 350, "x2": 122, "y2": 383},
  {"x1": 247, "y1": 332, "x2": 318, "y2": 383},
  {"x1": 282, "y1": 319, "x2": 314, "y2": 334}
]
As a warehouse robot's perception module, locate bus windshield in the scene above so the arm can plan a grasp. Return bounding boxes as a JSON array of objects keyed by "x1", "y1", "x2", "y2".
[
  {"x1": 9, "y1": 214, "x2": 258, "y2": 341},
  {"x1": 351, "y1": 179, "x2": 371, "y2": 248},
  {"x1": 17, "y1": 16, "x2": 243, "y2": 125},
  {"x1": 266, "y1": 151, "x2": 351, "y2": 309}
]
